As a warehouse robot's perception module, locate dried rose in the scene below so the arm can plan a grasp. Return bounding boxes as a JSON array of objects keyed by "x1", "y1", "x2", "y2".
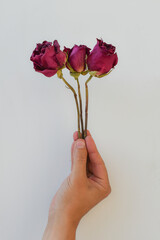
[
  {"x1": 87, "y1": 39, "x2": 118, "y2": 77},
  {"x1": 64, "y1": 45, "x2": 90, "y2": 73},
  {"x1": 30, "y1": 40, "x2": 66, "y2": 77}
]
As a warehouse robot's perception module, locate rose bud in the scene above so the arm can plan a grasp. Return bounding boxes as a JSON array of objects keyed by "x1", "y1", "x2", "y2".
[
  {"x1": 30, "y1": 40, "x2": 67, "y2": 77},
  {"x1": 87, "y1": 39, "x2": 118, "y2": 77},
  {"x1": 64, "y1": 45, "x2": 90, "y2": 73}
]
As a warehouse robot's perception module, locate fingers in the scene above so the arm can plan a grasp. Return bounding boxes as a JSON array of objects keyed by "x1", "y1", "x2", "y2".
[
  {"x1": 86, "y1": 130, "x2": 91, "y2": 137},
  {"x1": 71, "y1": 131, "x2": 80, "y2": 171},
  {"x1": 71, "y1": 139, "x2": 87, "y2": 181},
  {"x1": 73, "y1": 131, "x2": 82, "y2": 141},
  {"x1": 85, "y1": 132, "x2": 109, "y2": 182},
  {"x1": 71, "y1": 141, "x2": 76, "y2": 171},
  {"x1": 71, "y1": 130, "x2": 99, "y2": 171},
  {"x1": 85, "y1": 132, "x2": 102, "y2": 165},
  {"x1": 73, "y1": 131, "x2": 79, "y2": 141},
  {"x1": 71, "y1": 130, "x2": 110, "y2": 190}
]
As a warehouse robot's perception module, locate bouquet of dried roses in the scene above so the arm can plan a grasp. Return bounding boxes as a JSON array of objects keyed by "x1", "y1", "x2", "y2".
[{"x1": 30, "y1": 39, "x2": 118, "y2": 139}]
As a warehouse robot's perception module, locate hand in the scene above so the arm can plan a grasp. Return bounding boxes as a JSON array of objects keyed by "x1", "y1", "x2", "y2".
[{"x1": 43, "y1": 130, "x2": 111, "y2": 240}]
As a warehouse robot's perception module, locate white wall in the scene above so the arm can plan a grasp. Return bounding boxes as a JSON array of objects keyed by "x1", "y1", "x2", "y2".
[{"x1": 0, "y1": 0, "x2": 160, "y2": 239}]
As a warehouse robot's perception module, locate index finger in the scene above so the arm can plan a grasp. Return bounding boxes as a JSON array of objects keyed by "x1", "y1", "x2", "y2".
[{"x1": 85, "y1": 131, "x2": 109, "y2": 183}]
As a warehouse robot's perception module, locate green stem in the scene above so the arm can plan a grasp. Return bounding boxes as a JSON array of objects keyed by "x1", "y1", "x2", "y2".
[
  {"x1": 61, "y1": 76, "x2": 81, "y2": 138},
  {"x1": 84, "y1": 75, "x2": 93, "y2": 138},
  {"x1": 75, "y1": 77, "x2": 84, "y2": 139}
]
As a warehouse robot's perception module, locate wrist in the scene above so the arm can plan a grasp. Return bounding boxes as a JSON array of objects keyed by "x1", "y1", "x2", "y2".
[{"x1": 43, "y1": 213, "x2": 78, "y2": 240}]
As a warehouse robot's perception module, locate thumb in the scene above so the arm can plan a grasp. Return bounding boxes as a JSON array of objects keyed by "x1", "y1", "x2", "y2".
[{"x1": 71, "y1": 139, "x2": 87, "y2": 181}]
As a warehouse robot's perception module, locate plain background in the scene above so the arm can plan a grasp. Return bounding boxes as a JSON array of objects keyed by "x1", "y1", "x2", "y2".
[{"x1": 0, "y1": 0, "x2": 160, "y2": 239}]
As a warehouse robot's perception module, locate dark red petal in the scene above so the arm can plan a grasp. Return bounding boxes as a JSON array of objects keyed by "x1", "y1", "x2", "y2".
[
  {"x1": 35, "y1": 41, "x2": 52, "y2": 54},
  {"x1": 92, "y1": 38, "x2": 116, "y2": 56},
  {"x1": 36, "y1": 68, "x2": 58, "y2": 77},
  {"x1": 30, "y1": 54, "x2": 42, "y2": 66},
  {"x1": 41, "y1": 46, "x2": 58, "y2": 69},
  {"x1": 87, "y1": 52, "x2": 117, "y2": 75},
  {"x1": 96, "y1": 38, "x2": 103, "y2": 46},
  {"x1": 69, "y1": 46, "x2": 86, "y2": 72},
  {"x1": 33, "y1": 62, "x2": 44, "y2": 71},
  {"x1": 53, "y1": 40, "x2": 60, "y2": 53},
  {"x1": 85, "y1": 46, "x2": 91, "y2": 56},
  {"x1": 56, "y1": 51, "x2": 67, "y2": 67},
  {"x1": 113, "y1": 53, "x2": 118, "y2": 67},
  {"x1": 68, "y1": 45, "x2": 90, "y2": 72},
  {"x1": 63, "y1": 47, "x2": 71, "y2": 56}
]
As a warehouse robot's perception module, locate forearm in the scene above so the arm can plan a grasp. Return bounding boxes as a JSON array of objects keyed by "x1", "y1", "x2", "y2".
[{"x1": 42, "y1": 216, "x2": 77, "y2": 240}]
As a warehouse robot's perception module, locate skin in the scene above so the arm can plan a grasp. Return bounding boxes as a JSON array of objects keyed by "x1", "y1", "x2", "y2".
[{"x1": 43, "y1": 130, "x2": 111, "y2": 240}]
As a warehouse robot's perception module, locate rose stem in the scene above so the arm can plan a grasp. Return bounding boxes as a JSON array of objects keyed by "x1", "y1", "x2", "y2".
[
  {"x1": 75, "y1": 77, "x2": 84, "y2": 139},
  {"x1": 61, "y1": 76, "x2": 81, "y2": 138},
  {"x1": 84, "y1": 75, "x2": 93, "y2": 138}
]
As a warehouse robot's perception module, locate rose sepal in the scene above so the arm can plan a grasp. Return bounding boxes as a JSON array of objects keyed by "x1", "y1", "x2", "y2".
[
  {"x1": 96, "y1": 69, "x2": 113, "y2": 78},
  {"x1": 70, "y1": 72, "x2": 81, "y2": 78},
  {"x1": 57, "y1": 69, "x2": 63, "y2": 79},
  {"x1": 81, "y1": 70, "x2": 89, "y2": 76},
  {"x1": 89, "y1": 71, "x2": 97, "y2": 77}
]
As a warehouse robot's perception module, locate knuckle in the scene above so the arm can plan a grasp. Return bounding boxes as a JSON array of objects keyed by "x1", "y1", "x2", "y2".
[
  {"x1": 77, "y1": 155, "x2": 86, "y2": 162},
  {"x1": 67, "y1": 176, "x2": 72, "y2": 189},
  {"x1": 107, "y1": 185, "x2": 111, "y2": 195},
  {"x1": 102, "y1": 184, "x2": 111, "y2": 198}
]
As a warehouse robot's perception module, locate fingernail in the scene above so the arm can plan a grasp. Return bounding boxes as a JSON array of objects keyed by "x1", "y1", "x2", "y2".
[{"x1": 76, "y1": 140, "x2": 85, "y2": 148}]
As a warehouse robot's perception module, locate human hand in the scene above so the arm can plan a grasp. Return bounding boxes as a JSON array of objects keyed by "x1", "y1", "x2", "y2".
[{"x1": 43, "y1": 130, "x2": 111, "y2": 240}]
